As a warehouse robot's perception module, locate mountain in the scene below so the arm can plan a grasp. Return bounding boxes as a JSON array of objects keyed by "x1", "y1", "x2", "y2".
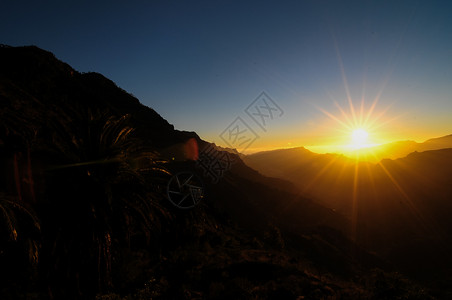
[
  {"x1": 1, "y1": 45, "x2": 428, "y2": 299},
  {"x1": 243, "y1": 147, "x2": 351, "y2": 199},
  {"x1": 422, "y1": 134, "x2": 452, "y2": 149},
  {"x1": 245, "y1": 145, "x2": 452, "y2": 292},
  {"x1": 0, "y1": 45, "x2": 199, "y2": 151},
  {"x1": 347, "y1": 135, "x2": 452, "y2": 162}
]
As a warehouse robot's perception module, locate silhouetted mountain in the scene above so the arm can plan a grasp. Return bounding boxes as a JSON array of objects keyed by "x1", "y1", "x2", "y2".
[
  {"x1": 0, "y1": 45, "x2": 198, "y2": 150},
  {"x1": 0, "y1": 45, "x2": 441, "y2": 299},
  {"x1": 245, "y1": 145, "x2": 452, "y2": 295},
  {"x1": 243, "y1": 147, "x2": 352, "y2": 199}
]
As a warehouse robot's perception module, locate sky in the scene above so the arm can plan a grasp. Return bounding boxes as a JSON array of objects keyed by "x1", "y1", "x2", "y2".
[{"x1": 1, "y1": 0, "x2": 452, "y2": 153}]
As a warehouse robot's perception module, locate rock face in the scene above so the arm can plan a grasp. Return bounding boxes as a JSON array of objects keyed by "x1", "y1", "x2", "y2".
[{"x1": 0, "y1": 45, "x2": 444, "y2": 299}]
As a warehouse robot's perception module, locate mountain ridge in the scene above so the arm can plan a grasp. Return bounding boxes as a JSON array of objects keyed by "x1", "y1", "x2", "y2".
[{"x1": 247, "y1": 133, "x2": 452, "y2": 164}]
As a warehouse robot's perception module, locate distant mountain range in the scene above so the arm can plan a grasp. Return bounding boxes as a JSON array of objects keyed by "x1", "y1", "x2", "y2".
[
  {"x1": 346, "y1": 134, "x2": 452, "y2": 162},
  {"x1": 244, "y1": 143, "x2": 452, "y2": 284}
]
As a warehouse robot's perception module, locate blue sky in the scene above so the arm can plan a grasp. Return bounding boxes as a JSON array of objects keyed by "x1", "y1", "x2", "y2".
[{"x1": 1, "y1": 1, "x2": 451, "y2": 152}]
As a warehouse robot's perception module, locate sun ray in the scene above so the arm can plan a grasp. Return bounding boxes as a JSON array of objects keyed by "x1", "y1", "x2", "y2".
[
  {"x1": 301, "y1": 155, "x2": 341, "y2": 193},
  {"x1": 360, "y1": 71, "x2": 367, "y2": 127},
  {"x1": 334, "y1": 101, "x2": 354, "y2": 127},
  {"x1": 364, "y1": 162, "x2": 378, "y2": 201},
  {"x1": 350, "y1": 159, "x2": 360, "y2": 241},
  {"x1": 334, "y1": 39, "x2": 357, "y2": 126},
  {"x1": 366, "y1": 104, "x2": 393, "y2": 129},
  {"x1": 316, "y1": 105, "x2": 353, "y2": 131},
  {"x1": 391, "y1": 159, "x2": 447, "y2": 239},
  {"x1": 359, "y1": 97, "x2": 365, "y2": 126},
  {"x1": 371, "y1": 114, "x2": 401, "y2": 132},
  {"x1": 364, "y1": 94, "x2": 381, "y2": 126},
  {"x1": 377, "y1": 162, "x2": 427, "y2": 226}
]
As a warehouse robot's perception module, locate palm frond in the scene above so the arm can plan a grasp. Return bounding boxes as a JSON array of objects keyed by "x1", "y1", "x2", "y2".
[
  {"x1": 41, "y1": 112, "x2": 172, "y2": 295},
  {"x1": 0, "y1": 193, "x2": 41, "y2": 264}
]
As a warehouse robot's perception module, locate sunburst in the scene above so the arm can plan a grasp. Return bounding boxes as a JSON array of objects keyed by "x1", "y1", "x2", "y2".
[
  {"x1": 316, "y1": 95, "x2": 388, "y2": 156},
  {"x1": 308, "y1": 42, "x2": 421, "y2": 242}
]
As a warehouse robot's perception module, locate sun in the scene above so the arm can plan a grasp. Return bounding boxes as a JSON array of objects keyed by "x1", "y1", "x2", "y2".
[
  {"x1": 310, "y1": 45, "x2": 400, "y2": 157},
  {"x1": 351, "y1": 128, "x2": 369, "y2": 149},
  {"x1": 313, "y1": 96, "x2": 396, "y2": 155}
]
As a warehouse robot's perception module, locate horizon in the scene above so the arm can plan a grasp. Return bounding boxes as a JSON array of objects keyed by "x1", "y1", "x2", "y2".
[{"x1": 225, "y1": 132, "x2": 452, "y2": 156}]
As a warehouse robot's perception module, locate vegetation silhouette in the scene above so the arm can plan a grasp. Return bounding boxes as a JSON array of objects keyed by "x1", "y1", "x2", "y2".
[{"x1": 38, "y1": 111, "x2": 172, "y2": 297}]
